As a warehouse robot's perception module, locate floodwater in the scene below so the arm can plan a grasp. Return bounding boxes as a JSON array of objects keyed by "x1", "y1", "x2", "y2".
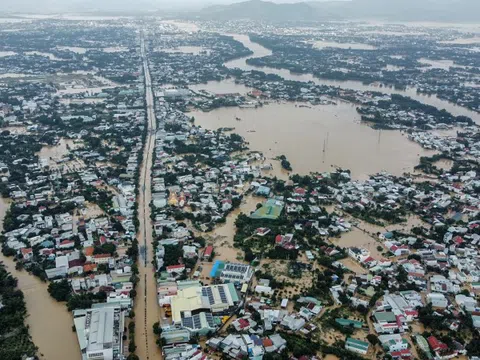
[
  {"x1": 161, "y1": 46, "x2": 209, "y2": 55},
  {"x1": 189, "y1": 78, "x2": 253, "y2": 95},
  {"x1": 36, "y1": 138, "x2": 74, "y2": 164},
  {"x1": 0, "y1": 51, "x2": 17, "y2": 57},
  {"x1": 57, "y1": 46, "x2": 88, "y2": 54},
  {"x1": 25, "y1": 51, "x2": 63, "y2": 60},
  {"x1": 225, "y1": 34, "x2": 480, "y2": 124},
  {"x1": 418, "y1": 58, "x2": 467, "y2": 70},
  {"x1": 162, "y1": 20, "x2": 200, "y2": 33},
  {"x1": 0, "y1": 197, "x2": 80, "y2": 360},
  {"x1": 190, "y1": 102, "x2": 436, "y2": 180},
  {"x1": 0, "y1": 73, "x2": 29, "y2": 78},
  {"x1": 440, "y1": 37, "x2": 480, "y2": 45},
  {"x1": 313, "y1": 40, "x2": 376, "y2": 50},
  {"x1": 103, "y1": 46, "x2": 128, "y2": 53}
]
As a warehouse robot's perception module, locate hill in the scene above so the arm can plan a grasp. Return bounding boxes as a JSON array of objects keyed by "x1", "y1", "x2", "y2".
[
  {"x1": 198, "y1": 0, "x2": 320, "y2": 21},
  {"x1": 196, "y1": 0, "x2": 480, "y2": 23}
]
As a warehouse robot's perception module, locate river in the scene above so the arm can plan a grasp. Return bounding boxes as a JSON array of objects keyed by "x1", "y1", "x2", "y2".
[
  {"x1": 224, "y1": 34, "x2": 480, "y2": 124},
  {"x1": 0, "y1": 197, "x2": 80, "y2": 360}
]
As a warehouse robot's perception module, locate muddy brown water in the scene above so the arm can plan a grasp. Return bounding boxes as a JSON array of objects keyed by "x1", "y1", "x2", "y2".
[
  {"x1": 190, "y1": 102, "x2": 436, "y2": 180},
  {"x1": 0, "y1": 197, "x2": 81, "y2": 360}
]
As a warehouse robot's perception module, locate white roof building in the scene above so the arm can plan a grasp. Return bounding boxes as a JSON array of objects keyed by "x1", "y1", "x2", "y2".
[{"x1": 73, "y1": 306, "x2": 125, "y2": 360}]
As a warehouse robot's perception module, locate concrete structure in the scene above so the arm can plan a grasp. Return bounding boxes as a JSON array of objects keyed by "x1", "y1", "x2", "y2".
[
  {"x1": 170, "y1": 283, "x2": 240, "y2": 323},
  {"x1": 427, "y1": 293, "x2": 448, "y2": 308},
  {"x1": 73, "y1": 306, "x2": 125, "y2": 360}
]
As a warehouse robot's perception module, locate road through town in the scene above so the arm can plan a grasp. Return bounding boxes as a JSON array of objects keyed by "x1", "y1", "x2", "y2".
[{"x1": 134, "y1": 34, "x2": 162, "y2": 360}]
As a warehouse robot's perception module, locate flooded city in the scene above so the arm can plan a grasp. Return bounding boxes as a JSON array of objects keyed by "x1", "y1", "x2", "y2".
[
  {"x1": 0, "y1": 10, "x2": 479, "y2": 360},
  {"x1": 224, "y1": 33, "x2": 480, "y2": 124}
]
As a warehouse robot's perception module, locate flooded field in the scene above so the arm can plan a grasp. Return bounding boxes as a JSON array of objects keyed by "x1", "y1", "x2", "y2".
[
  {"x1": 0, "y1": 50, "x2": 17, "y2": 57},
  {"x1": 189, "y1": 78, "x2": 253, "y2": 95},
  {"x1": 0, "y1": 197, "x2": 80, "y2": 360},
  {"x1": 440, "y1": 36, "x2": 480, "y2": 45},
  {"x1": 161, "y1": 46, "x2": 210, "y2": 55},
  {"x1": 418, "y1": 58, "x2": 468, "y2": 70},
  {"x1": 37, "y1": 138, "x2": 75, "y2": 162},
  {"x1": 190, "y1": 102, "x2": 436, "y2": 180},
  {"x1": 56, "y1": 46, "x2": 88, "y2": 54},
  {"x1": 25, "y1": 51, "x2": 63, "y2": 60},
  {"x1": 313, "y1": 40, "x2": 376, "y2": 50},
  {"x1": 103, "y1": 46, "x2": 128, "y2": 53}
]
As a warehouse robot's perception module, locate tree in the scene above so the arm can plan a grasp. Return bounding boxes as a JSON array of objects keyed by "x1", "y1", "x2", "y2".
[
  {"x1": 128, "y1": 339, "x2": 137, "y2": 353},
  {"x1": 127, "y1": 354, "x2": 139, "y2": 360},
  {"x1": 396, "y1": 265, "x2": 408, "y2": 283},
  {"x1": 153, "y1": 322, "x2": 162, "y2": 335},
  {"x1": 48, "y1": 279, "x2": 71, "y2": 302},
  {"x1": 67, "y1": 294, "x2": 93, "y2": 311},
  {"x1": 367, "y1": 334, "x2": 379, "y2": 346}
]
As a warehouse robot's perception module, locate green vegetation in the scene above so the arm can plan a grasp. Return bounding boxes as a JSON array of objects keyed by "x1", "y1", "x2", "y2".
[
  {"x1": 0, "y1": 264, "x2": 37, "y2": 360},
  {"x1": 277, "y1": 155, "x2": 292, "y2": 171}
]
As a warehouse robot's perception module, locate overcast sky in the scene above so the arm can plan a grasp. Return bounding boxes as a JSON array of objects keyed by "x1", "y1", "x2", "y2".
[
  {"x1": 0, "y1": 0, "x2": 352, "y2": 13},
  {"x1": 1, "y1": 0, "x2": 474, "y2": 14}
]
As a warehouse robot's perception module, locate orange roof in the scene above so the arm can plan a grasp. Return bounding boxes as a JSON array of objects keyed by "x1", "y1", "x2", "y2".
[
  {"x1": 21, "y1": 248, "x2": 33, "y2": 255},
  {"x1": 83, "y1": 264, "x2": 97, "y2": 272},
  {"x1": 93, "y1": 253, "x2": 111, "y2": 259},
  {"x1": 84, "y1": 246, "x2": 94, "y2": 256},
  {"x1": 263, "y1": 339, "x2": 273, "y2": 347}
]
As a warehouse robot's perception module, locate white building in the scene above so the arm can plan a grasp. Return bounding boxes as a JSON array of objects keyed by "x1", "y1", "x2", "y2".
[
  {"x1": 73, "y1": 306, "x2": 125, "y2": 360},
  {"x1": 427, "y1": 293, "x2": 448, "y2": 308}
]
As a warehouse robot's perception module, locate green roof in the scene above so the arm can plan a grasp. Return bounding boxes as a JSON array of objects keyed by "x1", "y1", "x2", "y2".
[
  {"x1": 250, "y1": 199, "x2": 283, "y2": 220},
  {"x1": 227, "y1": 282, "x2": 239, "y2": 302},
  {"x1": 374, "y1": 311, "x2": 397, "y2": 323},
  {"x1": 335, "y1": 318, "x2": 364, "y2": 329},
  {"x1": 415, "y1": 335, "x2": 433, "y2": 359},
  {"x1": 177, "y1": 280, "x2": 201, "y2": 290},
  {"x1": 346, "y1": 338, "x2": 369, "y2": 350}
]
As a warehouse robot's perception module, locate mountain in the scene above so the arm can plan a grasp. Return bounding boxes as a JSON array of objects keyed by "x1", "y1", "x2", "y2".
[
  {"x1": 197, "y1": 0, "x2": 320, "y2": 21},
  {"x1": 309, "y1": 0, "x2": 480, "y2": 22},
  {"x1": 196, "y1": 0, "x2": 480, "y2": 23}
]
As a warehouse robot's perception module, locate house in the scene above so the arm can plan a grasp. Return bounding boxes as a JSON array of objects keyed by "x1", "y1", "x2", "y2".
[
  {"x1": 93, "y1": 254, "x2": 112, "y2": 265},
  {"x1": 21, "y1": 247, "x2": 33, "y2": 261},
  {"x1": 454, "y1": 294, "x2": 477, "y2": 312},
  {"x1": 255, "y1": 228, "x2": 271, "y2": 237},
  {"x1": 379, "y1": 334, "x2": 409, "y2": 353},
  {"x1": 427, "y1": 293, "x2": 448, "y2": 308},
  {"x1": 427, "y1": 336, "x2": 448, "y2": 353},
  {"x1": 349, "y1": 247, "x2": 370, "y2": 262},
  {"x1": 203, "y1": 245, "x2": 213, "y2": 260},
  {"x1": 166, "y1": 264, "x2": 186, "y2": 275},
  {"x1": 335, "y1": 318, "x2": 364, "y2": 329},
  {"x1": 373, "y1": 311, "x2": 402, "y2": 334},
  {"x1": 345, "y1": 338, "x2": 369, "y2": 355},
  {"x1": 182, "y1": 245, "x2": 197, "y2": 259}
]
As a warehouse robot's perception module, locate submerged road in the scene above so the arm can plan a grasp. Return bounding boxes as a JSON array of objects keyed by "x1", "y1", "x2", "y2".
[{"x1": 134, "y1": 34, "x2": 162, "y2": 360}]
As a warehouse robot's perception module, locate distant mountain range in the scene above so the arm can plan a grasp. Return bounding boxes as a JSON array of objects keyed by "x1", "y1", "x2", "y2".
[
  {"x1": 196, "y1": 0, "x2": 480, "y2": 23},
  {"x1": 197, "y1": 0, "x2": 317, "y2": 21},
  {"x1": 2, "y1": 0, "x2": 480, "y2": 23}
]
